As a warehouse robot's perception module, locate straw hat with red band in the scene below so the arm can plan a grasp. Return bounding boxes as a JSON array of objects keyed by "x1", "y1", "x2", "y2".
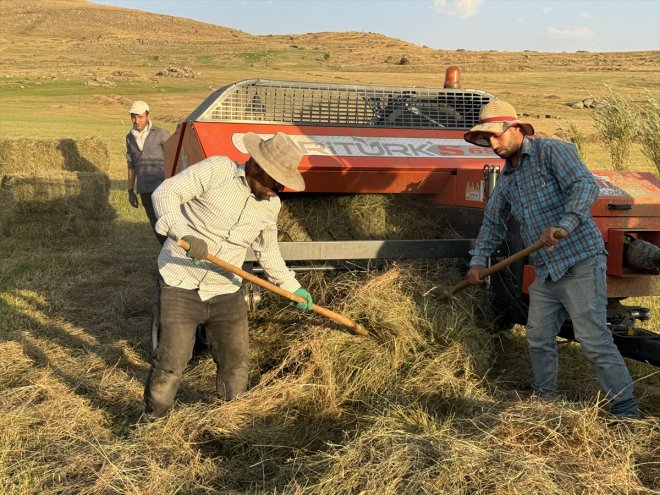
[{"x1": 464, "y1": 100, "x2": 535, "y2": 147}]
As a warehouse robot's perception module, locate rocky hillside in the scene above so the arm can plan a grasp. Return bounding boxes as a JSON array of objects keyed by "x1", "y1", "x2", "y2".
[{"x1": 2, "y1": 0, "x2": 658, "y2": 79}]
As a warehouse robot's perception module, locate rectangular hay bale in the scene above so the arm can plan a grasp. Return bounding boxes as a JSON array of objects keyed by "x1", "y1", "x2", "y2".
[
  {"x1": 5, "y1": 215, "x2": 114, "y2": 239},
  {"x1": 1, "y1": 170, "x2": 116, "y2": 238},
  {"x1": 1, "y1": 171, "x2": 114, "y2": 218},
  {"x1": 0, "y1": 136, "x2": 110, "y2": 174}
]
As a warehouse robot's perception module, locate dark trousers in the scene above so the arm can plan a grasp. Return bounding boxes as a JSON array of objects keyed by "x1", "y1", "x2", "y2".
[
  {"x1": 141, "y1": 192, "x2": 167, "y2": 246},
  {"x1": 144, "y1": 284, "x2": 249, "y2": 416}
]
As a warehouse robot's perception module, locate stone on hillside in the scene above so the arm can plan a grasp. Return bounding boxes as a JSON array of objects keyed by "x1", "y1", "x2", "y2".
[
  {"x1": 112, "y1": 70, "x2": 138, "y2": 77},
  {"x1": 582, "y1": 97, "x2": 596, "y2": 108},
  {"x1": 568, "y1": 97, "x2": 599, "y2": 109},
  {"x1": 85, "y1": 77, "x2": 115, "y2": 87},
  {"x1": 156, "y1": 66, "x2": 196, "y2": 78}
]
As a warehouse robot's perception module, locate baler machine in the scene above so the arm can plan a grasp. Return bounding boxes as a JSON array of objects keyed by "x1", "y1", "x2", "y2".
[{"x1": 163, "y1": 70, "x2": 660, "y2": 366}]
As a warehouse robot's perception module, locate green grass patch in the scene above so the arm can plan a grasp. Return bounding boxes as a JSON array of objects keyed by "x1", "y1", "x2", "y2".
[
  {"x1": 239, "y1": 50, "x2": 273, "y2": 64},
  {"x1": 0, "y1": 80, "x2": 104, "y2": 98},
  {"x1": 237, "y1": 49, "x2": 297, "y2": 64},
  {"x1": 195, "y1": 54, "x2": 214, "y2": 64}
]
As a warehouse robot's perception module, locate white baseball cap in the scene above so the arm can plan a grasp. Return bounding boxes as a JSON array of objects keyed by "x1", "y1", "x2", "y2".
[{"x1": 128, "y1": 100, "x2": 149, "y2": 115}]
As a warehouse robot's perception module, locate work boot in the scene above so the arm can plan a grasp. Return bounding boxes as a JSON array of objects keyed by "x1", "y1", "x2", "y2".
[{"x1": 135, "y1": 408, "x2": 168, "y2": 425}]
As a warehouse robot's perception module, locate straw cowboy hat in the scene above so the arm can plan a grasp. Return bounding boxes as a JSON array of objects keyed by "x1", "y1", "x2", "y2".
[
  {"x1": 243, "y1": 132, "x2": 305, "y2": 191},
  {"x1": 464, "y1": 100, "x2": 535, "y2": 147}
]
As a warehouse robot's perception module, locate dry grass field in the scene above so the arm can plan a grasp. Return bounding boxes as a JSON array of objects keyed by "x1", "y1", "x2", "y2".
[{"x1": 1, "y1": 1, "x2": 659, "y2": 494}]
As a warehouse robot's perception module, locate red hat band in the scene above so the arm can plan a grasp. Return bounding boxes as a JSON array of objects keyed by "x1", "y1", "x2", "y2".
[{"x1": 480, "y1": 115, "x2": 516, "y2": 124}]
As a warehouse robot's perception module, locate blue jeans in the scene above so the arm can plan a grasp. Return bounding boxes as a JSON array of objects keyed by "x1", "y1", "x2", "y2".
[
  {"x1": 144, "y1": 284, "x2": 249, "y2": 417},
  {"x1": 526, "y1": 255, "x2": 638, "y2": 418}
]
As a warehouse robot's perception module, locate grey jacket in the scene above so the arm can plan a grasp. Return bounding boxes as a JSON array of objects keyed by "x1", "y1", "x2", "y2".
[{"x1": 126, "y1": 126, "x2": 170, "y2": 194}]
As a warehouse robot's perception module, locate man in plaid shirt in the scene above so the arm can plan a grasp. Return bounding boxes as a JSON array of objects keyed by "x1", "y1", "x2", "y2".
[{"x1": 463, "y1": 100, "x2": 638, "y2": 419}]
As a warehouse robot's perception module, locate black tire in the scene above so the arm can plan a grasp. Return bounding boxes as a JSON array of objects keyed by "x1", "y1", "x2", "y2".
[{"x1": 489, "y1": 218, "x2": 530, "y2": 331}]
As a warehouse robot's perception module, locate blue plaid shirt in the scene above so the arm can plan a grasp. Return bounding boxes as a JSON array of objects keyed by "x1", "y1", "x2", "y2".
[{"x1": 469, "y1": 137, "x2": 605, "y2": 282}]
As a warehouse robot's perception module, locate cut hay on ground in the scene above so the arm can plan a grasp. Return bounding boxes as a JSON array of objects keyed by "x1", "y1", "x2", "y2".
[
  {"x1": 0, "y1": 136, "x2": 110, "y2": 174},
  {"x1": 3, "y1": 212, "x2": 115, "y2": 238},
  {"x1": 2, "y1": 258, "x2": 658, "y2": 494},
  {"x1": 1, "y1": 158, "x2": 658, "y2": 493}
]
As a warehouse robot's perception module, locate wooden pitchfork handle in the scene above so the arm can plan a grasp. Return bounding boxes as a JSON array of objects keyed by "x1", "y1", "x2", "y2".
[
  {"x1": 438, "y1": 230, "x2": 567, "y2": 301},
  {"x1": 177, "y1": 239, "x2": 368, "y2": 336}
]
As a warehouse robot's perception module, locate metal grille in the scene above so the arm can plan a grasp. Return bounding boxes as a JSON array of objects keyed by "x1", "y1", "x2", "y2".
[{"x1": 191, "y1": 79, "x2": 495, "y2": 130}]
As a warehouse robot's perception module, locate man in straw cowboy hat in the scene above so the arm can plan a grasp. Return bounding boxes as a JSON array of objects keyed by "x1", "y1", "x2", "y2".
[
  {"x1": 463, "y1": 100, "x2": 638, "y2": 419},
  {"x1": 143, "y1": 132, "x2": 313, "y2": 419}
]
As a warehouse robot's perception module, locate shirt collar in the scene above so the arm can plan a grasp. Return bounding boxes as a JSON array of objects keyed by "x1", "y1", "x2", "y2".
[
  {"x1": 131, "y1": 120, "x2": 152, "y2": 137},
  {"x1": 236, "y1": 161, "x2": 278, "y2": 203},
  {"x1": 235, "y1": 161, "x2": 248, "y2": 184},
  {"x1": 502, "y1": 136, "x2": 532, "y2": 175}
]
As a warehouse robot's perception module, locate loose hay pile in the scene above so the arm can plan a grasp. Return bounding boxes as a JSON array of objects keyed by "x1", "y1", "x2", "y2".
[
  {"x1": 278, "y1": 193, "x2": 452, "y2": 241},
  {"x1": 2, "y1": 185, "x2": 659, "y2": 493},
  {"x1": 3, "y1": 258, "x2": 658, "y2": 494},
  {"x1": 0, "y1": 137, "x2": 115, "y2": 238}
]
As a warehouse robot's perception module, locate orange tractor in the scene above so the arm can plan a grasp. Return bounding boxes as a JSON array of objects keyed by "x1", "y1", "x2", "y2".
[{"x1": 163, "y1": 68, "x2": 660, "y2": 366}]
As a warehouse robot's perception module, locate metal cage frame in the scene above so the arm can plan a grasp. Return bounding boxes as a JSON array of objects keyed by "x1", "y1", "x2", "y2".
[{"x1": 188, "y1": 79, "x2": 495, "y2": 130}]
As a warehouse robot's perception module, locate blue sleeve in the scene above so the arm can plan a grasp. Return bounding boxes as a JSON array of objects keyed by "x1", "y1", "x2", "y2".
[
  {"x1": 469, "y1": 184, "x2": 510, "y2": 266},
  {"x1": 544, "y1": 141, "x2": 598, "y2": 234}
]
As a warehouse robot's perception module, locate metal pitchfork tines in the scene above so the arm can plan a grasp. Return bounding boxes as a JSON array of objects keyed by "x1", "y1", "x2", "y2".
[
  {"x1": 438, "y1": 230, "x2": 567, "y2": 302},
  {"x1": 177, "y1": 239, "x2": 368, "y2": 336}
]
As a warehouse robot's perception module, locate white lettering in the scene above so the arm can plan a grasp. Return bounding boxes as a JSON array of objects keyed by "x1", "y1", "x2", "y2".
[{"x1": 232, "y1": 133, "x2": 499, "y2": 159}]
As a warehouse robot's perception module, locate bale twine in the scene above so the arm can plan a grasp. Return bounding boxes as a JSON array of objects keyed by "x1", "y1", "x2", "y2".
[{"x1": 0, "y1": 136, "x2": 110, "y2": 174}]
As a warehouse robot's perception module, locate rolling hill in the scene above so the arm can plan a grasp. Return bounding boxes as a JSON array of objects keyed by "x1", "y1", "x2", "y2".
[{"x1": 2, "y1": 0, "x2": 658, "y2": 81}]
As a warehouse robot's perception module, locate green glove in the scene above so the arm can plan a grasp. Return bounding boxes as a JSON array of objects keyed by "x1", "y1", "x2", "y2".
[
  {"x1": 291, "y1": 287, "x2": 313, "y2": 311},
  {"x1": 182, "y1": 235, "x2": 208, "y2": 266}
]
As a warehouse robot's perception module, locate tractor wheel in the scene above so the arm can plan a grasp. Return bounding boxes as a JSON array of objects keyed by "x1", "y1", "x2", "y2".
[{"x1": 489, "y1": 218, "x2": 530, "y2": 332}]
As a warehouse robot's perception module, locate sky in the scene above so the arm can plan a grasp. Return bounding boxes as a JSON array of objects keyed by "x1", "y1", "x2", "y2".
[{"x1": 91, "y1": 0, "x2": 660, "y2": 53}]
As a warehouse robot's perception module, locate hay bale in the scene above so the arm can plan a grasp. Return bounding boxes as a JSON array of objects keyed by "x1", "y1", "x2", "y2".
[
  {"x1": 4, "y1": 214, "x2": 114, "y2": 239},
  {"x1": 1, "y1": 171, "x2": 114, "y2": 217},
  {"x1": 0, "y1": 171, "x2": 115, "y2": 238},
  {"x1": 0, "y1": 178, "x2": 16, "y2": 234},
  {"x1": 0, "y1": 136, "x2": 110, "y2": 174}
]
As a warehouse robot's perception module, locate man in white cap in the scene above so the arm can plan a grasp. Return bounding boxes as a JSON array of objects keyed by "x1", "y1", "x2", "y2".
[
  {"x1": 463, "y1": 100, "x2": 638, "y2": 420},
  {"x1": 143, "y1": 132, "x2": 313, "y2": 418},
  {"x1": 126, "y1": 100, "x2": 170, "y2": 246}
]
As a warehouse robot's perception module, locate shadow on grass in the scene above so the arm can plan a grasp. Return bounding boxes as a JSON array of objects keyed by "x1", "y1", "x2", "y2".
[
  {"x1": 0, "y1": 218, "x2": 217, "y2": 425},
  {"x1": 56, "y1": 138, "x2": 101, "y2": 172},
  {"x1": 488, "y1": 325, "x2": 660, "y2": 415}
]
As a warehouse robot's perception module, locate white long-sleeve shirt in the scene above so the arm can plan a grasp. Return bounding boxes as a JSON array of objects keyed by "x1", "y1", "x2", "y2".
[{"x1": 153, "y1": 155, "x2": 301, "y2": 301}]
